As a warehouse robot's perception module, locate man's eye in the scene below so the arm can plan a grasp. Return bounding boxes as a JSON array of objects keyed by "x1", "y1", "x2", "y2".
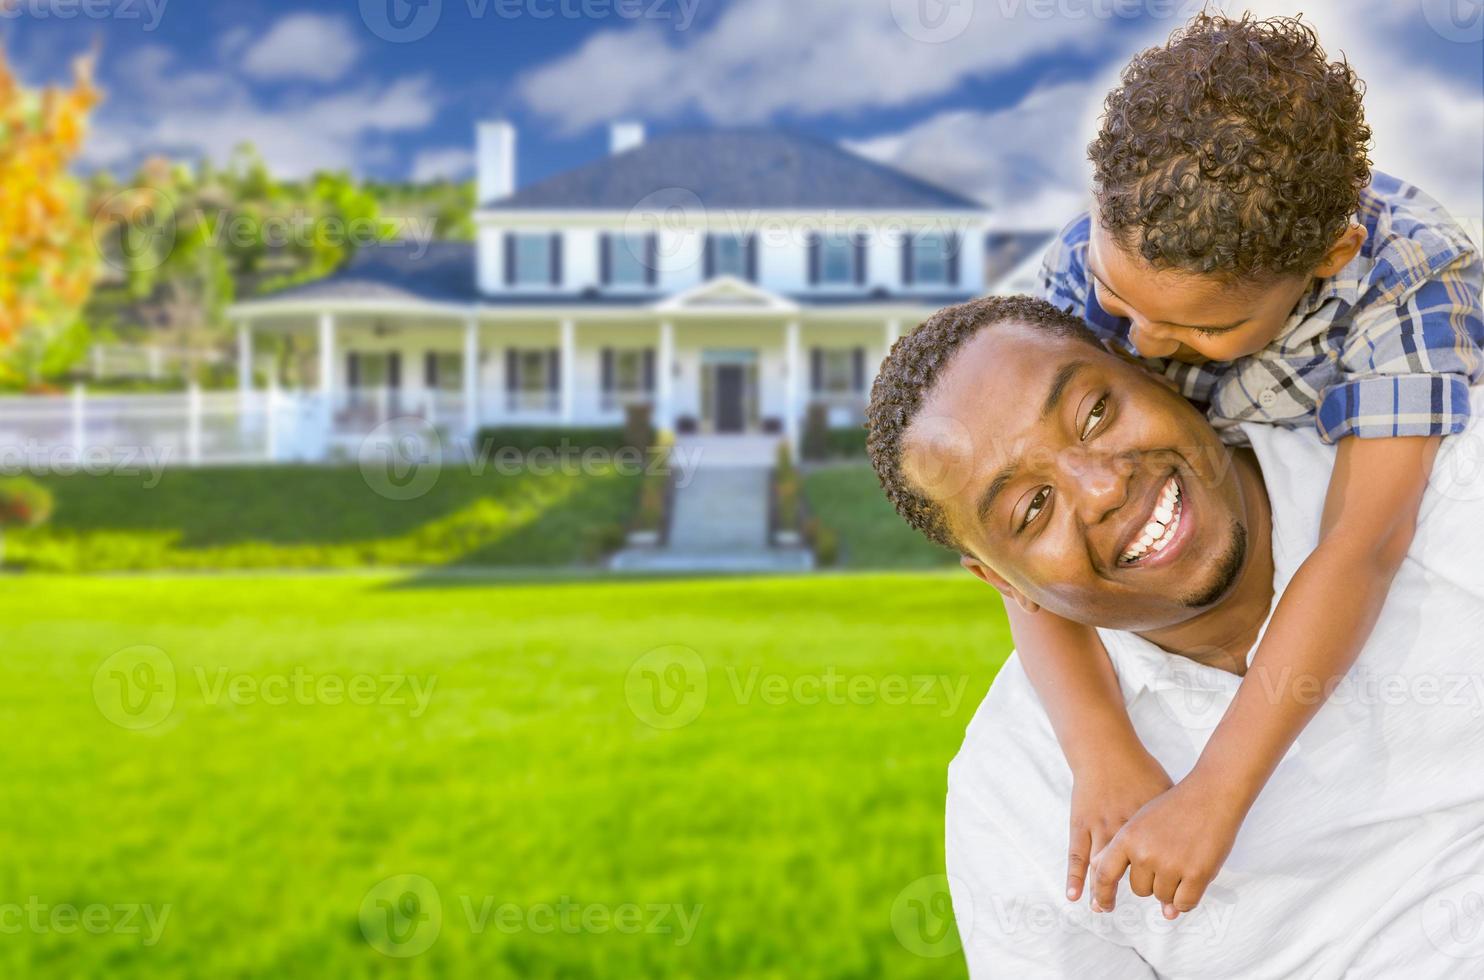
[
  {"x1": 1021, "y1": 488, "x2": 1050, "y2": 530},
  {"x1": 1080, "y1": 397, "x2": 1107, "y2": 440}
]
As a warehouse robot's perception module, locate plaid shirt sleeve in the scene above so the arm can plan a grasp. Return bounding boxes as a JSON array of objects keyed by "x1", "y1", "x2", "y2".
[
  {"x1": 1317, "y1": 247, "x2": 1484, "y2": 442},
  {"x1": 1038, "y1": 214, "x2": 1092, "y2": 315}
]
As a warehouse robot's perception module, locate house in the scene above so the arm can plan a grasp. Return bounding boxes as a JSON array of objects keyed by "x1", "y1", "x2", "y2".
[{"x1": 228, "y1": 123, "x2": 990, "y2": 459}]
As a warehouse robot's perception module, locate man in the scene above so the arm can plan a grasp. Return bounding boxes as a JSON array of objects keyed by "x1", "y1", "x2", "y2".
[{"x1": 865, "y1": 295, "x2": 1484, "y2": 977}]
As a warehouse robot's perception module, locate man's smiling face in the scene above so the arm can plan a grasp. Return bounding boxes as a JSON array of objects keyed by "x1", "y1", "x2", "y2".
[{"x1": 901, "y1": 322, "x2": 1252, "y2": 633}]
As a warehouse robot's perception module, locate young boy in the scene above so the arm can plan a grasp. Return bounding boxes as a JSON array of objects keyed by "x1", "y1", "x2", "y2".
[{"x1": 1028, "y1": 14, "x2": 1484, "y2": 919}]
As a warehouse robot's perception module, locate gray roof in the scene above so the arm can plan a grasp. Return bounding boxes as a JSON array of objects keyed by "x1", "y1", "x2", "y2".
[
  {"x1": 253, "y1": 241, "x2": 477, "y2": 306},
  {"x1": 484, "y1": 130, "x2": 985, "y2": 211}
]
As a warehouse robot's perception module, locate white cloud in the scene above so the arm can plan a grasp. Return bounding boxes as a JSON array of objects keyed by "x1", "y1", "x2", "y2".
[
  {"x1": 410, "y1": 147, "x2": 476, "y2": 183},
  {"x1": 516, "y1": 0, "x2": 1114, "y2": 132},
  {"x1": 239, "y1": 13, "x2": 361, "y2": 83},
  {"x1": 848, "y1": 1, "x2": 1483, "y2": 231},
  {"x1": 84, "y1": 45, "x2": 437, "y2": 179}
]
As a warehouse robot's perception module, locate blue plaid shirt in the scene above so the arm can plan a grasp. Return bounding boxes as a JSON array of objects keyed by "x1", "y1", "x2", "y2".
[{"x1": 1040, "y1": 172, "x2": 1484, "y2": 443}]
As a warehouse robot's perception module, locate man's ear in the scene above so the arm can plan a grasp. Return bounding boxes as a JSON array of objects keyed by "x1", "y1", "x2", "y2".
[
  {"x1": 1311, "y1": 223, "x2": 1367, "y2": 278},
  {"x1": 959, "y1": 554, "x2": 1041, "y2": 613}
]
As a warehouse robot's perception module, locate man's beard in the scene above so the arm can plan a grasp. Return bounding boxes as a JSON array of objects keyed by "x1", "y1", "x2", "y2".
[{"x1": 1181, "y1": 520, "x2": 1247, "y2": 609}]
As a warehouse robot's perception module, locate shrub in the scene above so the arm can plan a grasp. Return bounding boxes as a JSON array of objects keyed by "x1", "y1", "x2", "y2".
[
  {"x1": 622, "y1": 403, "x2": 655, "y2": 450},
  {"x1": 632, "y1": 436, "x2": 672, "y2": 534},
  {"x1": 580, "y1": 522, "x2": 628, "y2": 563},
  {"x1": 774, "y1": 442, "x2": 800, "y2": 532},
  {"x1": 801, "y1": 404, "x2": 830, "y2": 461},
  {"x1": 823, "y1": 427, "x2": 866, "y2": 460},
  {"x1": 0, "y1": 478, "x2": 54, "y2": 529}
]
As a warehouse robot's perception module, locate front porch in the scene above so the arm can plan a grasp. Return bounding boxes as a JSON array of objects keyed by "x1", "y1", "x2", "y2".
[{"x1": 228, "y1": 279, "x2": 916, "y2": 461}]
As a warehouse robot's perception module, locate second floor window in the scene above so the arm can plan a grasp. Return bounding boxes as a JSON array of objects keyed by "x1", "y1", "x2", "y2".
[
  {"x1": 705, "y1": 233, "x2": 755, "y2": 281},
  {"x1": 810, "y1": 233, "x2": 864, "y2": 286},
  {"x1": 903, "y1": 231, "x2": 959, "y2": 287},
  {"x1": 601, "y1": 232, "x2": 657, "y2": 287},
  {"x1": 505, "y1": 233, "x2": 561, "y2": 287}
]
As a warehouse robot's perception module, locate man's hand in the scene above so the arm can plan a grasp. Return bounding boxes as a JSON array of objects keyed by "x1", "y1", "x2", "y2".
[
  {"x1": 1065, "y1": 746, "x2": 1172, "y2": 902},
  {"x1": 1088, "y1": 775, "x2": 1245, "y2": 919}
]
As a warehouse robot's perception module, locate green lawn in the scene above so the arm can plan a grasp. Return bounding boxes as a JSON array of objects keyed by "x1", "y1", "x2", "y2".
[
  {"x1": 1, "y1": 571, "x2": 1011, "y2": 978},
  {"x1": 803, "y1": 465, "x2": 959, "y2": 569},
  {"x1": 7, "y1": 465, "x2": 639, "y2": 572}
]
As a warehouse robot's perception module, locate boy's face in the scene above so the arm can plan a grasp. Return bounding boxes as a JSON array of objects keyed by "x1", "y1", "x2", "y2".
[{"x1": 1087, "y1": 216, "x2": 1314, "y2": 363}]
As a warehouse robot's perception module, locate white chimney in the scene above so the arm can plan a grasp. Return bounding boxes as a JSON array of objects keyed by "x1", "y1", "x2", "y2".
[
  {"x1": 609, "y1": 121, "x2": 645, "y2": 155},
  {"x1": 477, "y1": 120, "x2": 516, "y2": 202}
]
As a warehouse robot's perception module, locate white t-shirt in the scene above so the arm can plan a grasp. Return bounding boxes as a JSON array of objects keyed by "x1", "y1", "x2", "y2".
[{"x1": 946, "y1": 398, "x2": 1484, "y2": 978}]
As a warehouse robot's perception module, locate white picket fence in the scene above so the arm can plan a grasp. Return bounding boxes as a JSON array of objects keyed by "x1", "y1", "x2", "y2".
[{"x1": 0, "y1": 386, "x2": 470, "y2": 471}]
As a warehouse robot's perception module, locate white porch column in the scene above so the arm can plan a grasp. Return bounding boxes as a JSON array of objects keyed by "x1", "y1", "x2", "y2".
[
  {"x1": 463, "y1": 316, "x2": 480, "y2": 439},
  {"x1": 884, "y1": 317, "x2": 901, "y2": 361},
  {"x1": 318, "y1": 311, "x2": 336, "y2": 442},
  {"x1": 656, "y1": 320, "x2": 674, "y2": 432},
  {"x1": 318, "y1": 312, "x2": 336, "y2": 396},
  {"x1": 559, "y1": 318, "x2": 576, "y2": 423},
  {"x1": 237, "y1": 321, "x2": 253, "y2": 394},
  {"x1": 785, "y1": 319, "x2": 802, "y2": 459}
]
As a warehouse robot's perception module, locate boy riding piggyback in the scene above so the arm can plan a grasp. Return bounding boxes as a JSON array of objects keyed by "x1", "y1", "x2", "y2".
[{"x1": 999, "y1": 13, "x2": 1484, "y2": 919}]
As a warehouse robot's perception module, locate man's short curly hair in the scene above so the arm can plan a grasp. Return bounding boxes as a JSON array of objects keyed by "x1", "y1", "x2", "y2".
[
  {"x1": 865, "y1": 295, "x2": 1102, "y2": 552},
  {"x1": 1090, "y1": 12, "x2": 1372, "y2": 281}
]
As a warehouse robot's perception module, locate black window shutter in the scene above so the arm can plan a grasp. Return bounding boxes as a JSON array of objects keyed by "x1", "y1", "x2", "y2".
[
  {"x1": 810, "y1": 348, "x2": 822, "y2": 393},
  {"x1": 424, "y1": 351, "x2": 436, "y2": 388},
  {"x1": 642, "y1": 348, "x2": 656, "y2": 392},
  {"x1": 600, "y1": 348, "x2": 614, "y2": 393},
  {"x1": 901, "y1": 233, "x2": 915, "y2": 286},
  {"x1": 503, "y1": 232, "x2": 516, "y2": 285},
  {"x1": 946, "y1": 232, "x2": 961, "y2": 286},
  {"x1": 745, "y1": 235, "x2": 758, "y2": 282},
  {"x1": 346, "y1": 352, "x2": 360, "y2": 387},
  {"x1": 852, "y1": 347, "x2": 865, "y2": 393},
  {"x1": 853, "y1": 233, "x2": 867, "y2": 286},
  {"x1": 645, "y1": 234, "x2": 658, "y2": 286},
  {"x1": 549, "y1": 234, "x2": 563, "y2": 286},
  {"x1": 599, "y1": 234, "x2": 611, "y2": 286},
  {"x1": 505, "y1": 349, "x2": 518, "y2": 392},
  {"x1": 547, "y1": 348, "x2": 560, "y2": 391},
  {"x1": 703, "y1": 235, "x2": 715, "y2": 278},
  {"x1": 387, "y1": 352, "x2": 401, "y2": 389},
  {"x1": 807, "y1": 232, "x2": 821, "y2": 285}
]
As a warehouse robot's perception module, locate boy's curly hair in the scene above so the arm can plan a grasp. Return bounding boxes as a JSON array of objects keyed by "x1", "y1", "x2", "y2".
[
  {"x1": 1090, "y1": 12, "x2": 1372, "y2": 281},
  {"x1": 865, "y1": 295, "x2": 1101, "y2": 551}
]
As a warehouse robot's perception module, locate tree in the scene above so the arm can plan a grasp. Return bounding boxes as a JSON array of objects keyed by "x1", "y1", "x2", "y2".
[{"x1": 0, "y1": 48, "x2": 100, "y2": 350}]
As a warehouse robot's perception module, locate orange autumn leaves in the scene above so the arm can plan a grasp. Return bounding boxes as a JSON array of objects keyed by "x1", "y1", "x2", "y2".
[{"x1": 0, "y1": 50, "x2": 100, "y2": 345}]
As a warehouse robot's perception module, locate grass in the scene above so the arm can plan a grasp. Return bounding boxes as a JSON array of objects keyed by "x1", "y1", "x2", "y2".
[
  {"x1": 0, "y1": 571, "x2": 1012, "y2": 978},
  {"x1": 802, "y1": 465, "x2": 958, "y2": 570},
  {"x1": 6, "y1": 464, "x2": 639, "y2": 572}
]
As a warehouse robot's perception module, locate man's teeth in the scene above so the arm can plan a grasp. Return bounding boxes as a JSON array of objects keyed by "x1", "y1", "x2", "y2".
[{"x1": 1121, "y1": 479, "x2": 1182, "y2": 564}]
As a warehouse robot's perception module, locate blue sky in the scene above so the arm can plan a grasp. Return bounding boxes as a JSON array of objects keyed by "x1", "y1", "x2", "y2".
[{"x1": 5, "y1": 0, "x2": 1481, "y2": 226}]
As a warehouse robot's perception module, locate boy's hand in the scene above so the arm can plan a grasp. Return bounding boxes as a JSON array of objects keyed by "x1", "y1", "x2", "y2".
[
  {"x1": 1088, "y1": 775, "x2": 1244, "y2": 919},
  {"x1": 1065, "y1": 746, "x2": 1171, "y2": 902}
]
